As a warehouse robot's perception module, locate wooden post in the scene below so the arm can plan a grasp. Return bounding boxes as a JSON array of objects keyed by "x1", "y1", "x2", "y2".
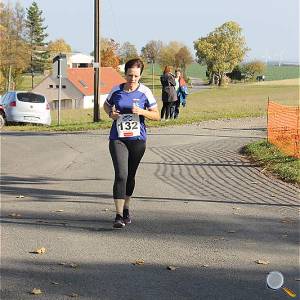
[{"x1": 93, "y1": 0, "x2": 101, "y2": 122}]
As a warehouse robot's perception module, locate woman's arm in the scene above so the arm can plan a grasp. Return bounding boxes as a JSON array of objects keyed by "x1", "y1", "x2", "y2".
[{"x1": 103, "y1": 102, "x2": 120, "y2": 120}]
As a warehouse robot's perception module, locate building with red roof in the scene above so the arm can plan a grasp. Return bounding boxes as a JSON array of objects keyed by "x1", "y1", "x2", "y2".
[{"x1": 32, "y1": 67, "x2": 125, "y2": 110}]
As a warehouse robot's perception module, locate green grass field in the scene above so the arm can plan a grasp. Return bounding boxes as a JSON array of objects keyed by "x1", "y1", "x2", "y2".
[
  {"x1": 143, "y1": 63, "x2": 300, "y2": 82},
  {"x1": 264, "y1": 65, "x2": 300, "y2": 81}
]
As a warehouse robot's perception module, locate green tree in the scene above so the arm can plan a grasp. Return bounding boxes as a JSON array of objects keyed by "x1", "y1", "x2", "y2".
[
  {"x1": 118, "y1": 41, "x2": 138, "y2": 64},
  {"x1": 194, "y1": 21, "x2": 249, "y2": 85},
  {"x1": 0, "y1": 2, "x2": 30, "y2": 91},
  {"x1": 25, "y1": 1, "x2": 49, "y2": 76},
  {"x1": 141, "y1": 40, "x2": 163, "y2": 63}
]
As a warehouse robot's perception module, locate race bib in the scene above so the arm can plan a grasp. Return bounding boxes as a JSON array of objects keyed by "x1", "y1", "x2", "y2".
[{"x1": 116, "y1": 114, "x2": 140, "y2": 138}]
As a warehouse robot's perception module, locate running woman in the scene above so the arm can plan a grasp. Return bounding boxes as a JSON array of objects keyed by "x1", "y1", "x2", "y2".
[{"x1": 103, "y1": 58, "x2": 160, "y2": 228}]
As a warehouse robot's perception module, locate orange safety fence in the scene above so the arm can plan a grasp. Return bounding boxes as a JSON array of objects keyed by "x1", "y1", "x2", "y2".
[{"x1": 267, "y1": 100, "x2": 300, "y2": 158}]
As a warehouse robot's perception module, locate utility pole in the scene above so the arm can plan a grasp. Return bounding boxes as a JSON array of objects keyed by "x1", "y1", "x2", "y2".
[
  {"x1": 93, "y1": 0, "x2": 101, "y2": 122},
  {"x1": 152, "y1": 60, "x2": 155, "y2": 94},
  {"x1": 57, "y1": 55, "x2": 62, "y2": 125}
]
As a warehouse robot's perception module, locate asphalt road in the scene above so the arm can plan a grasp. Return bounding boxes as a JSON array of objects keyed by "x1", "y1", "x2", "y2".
[{"x1": 1, "y1": 117, "x2": 299, "y2": 300}]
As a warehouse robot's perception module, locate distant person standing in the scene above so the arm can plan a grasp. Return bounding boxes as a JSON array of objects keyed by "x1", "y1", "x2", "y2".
[
  {"x1": 174, "y1": 69, "x2": 188, "y2": 119},
  {"x1": 103, "y1": 58, "x2": 160, "y2": 229},
  {"x1": 160, "y1": 66, "x2": 177, "y2": 120}
]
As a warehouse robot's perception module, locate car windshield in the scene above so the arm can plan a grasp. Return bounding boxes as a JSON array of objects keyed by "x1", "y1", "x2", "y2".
[{"x1": 17, "y1": 93, "x2": 45, "y2": 103}]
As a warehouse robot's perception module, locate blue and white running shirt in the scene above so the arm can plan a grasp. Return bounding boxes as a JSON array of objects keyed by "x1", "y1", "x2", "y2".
[{"x1": 105, "y1": 83, "x2": 157, "y2": 141}]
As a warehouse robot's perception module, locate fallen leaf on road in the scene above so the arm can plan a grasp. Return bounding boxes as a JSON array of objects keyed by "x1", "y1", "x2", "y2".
[
  {"x1": 133, "y1": 259, "x2": 145, "y2": 265},
  {"x1": 59, "y1": 262, "x2": 78, "y2": 268},
  {"x1": 281, "y1": 218, "x2": 297, "y2": 224},
  {"x1": 255, "y1": 259, "x2": 269, "y2": 265},
  {"x1": 16, "y1": 195, "x2": 25, "y2": 198},
  {"x1": 201, "y1": 264, "x2": 209, "y2": 268},
  {"x1": 232, "y1": 207, "x2": 241, "y2": 210},
  {"x1": 30, "y1": 247, "x2": 46, "y2": 254},
  {"x1": 167, "y1": 266, "x2": 177, "y2": 271},
  {"x1": 8, "y1": 213, "x2": 22, "y2": 218},
  {"x1": 30, "y1": 288, "x2": 42, "y2": 295},
  {"x1": 67, "y1": 293, "x2": 79, "y2": 298},
  {"x1": 102, "y1": 208, "x2": 109, "y2": 212}
]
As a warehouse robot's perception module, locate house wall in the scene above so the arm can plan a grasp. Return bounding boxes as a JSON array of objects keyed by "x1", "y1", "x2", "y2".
[
  {"x1": 67, "y1": 53, "x2": 93, "y2": 68},
  {"x1": 32, "y1": 77, "x2": 84, "y2": 109},
  {"x1": 83, "y1": 94, "x2": 108, "y2": 109}
]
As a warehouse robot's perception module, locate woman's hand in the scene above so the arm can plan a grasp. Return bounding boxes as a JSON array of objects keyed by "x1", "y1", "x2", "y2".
[
  {"x1": 132, "y1": 106, "x2": 144, "y2": 115},
  {"x1": 109, "y1": 110, "x2": 120, "y2": 120}
]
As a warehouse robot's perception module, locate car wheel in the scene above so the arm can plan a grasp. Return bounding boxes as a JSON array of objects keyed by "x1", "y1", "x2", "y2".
[{"x1": 0, "y1": 114, "x2": 5, "y2": 129}]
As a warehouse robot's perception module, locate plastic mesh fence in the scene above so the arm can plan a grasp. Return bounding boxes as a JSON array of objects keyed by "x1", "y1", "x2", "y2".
[{"x1": 267, "y1": 101, "x2": 300, "y2": 158}]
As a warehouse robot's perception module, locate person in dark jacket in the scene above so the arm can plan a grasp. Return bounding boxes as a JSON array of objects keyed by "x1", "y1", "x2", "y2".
[{"x1": 160, "y1": 66, "x2": 177, "y2": 120}]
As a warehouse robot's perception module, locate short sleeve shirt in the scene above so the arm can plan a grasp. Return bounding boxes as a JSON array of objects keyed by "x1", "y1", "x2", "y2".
[{"x1": 105, "y1": 83, "x2": 157, "y2": 141}]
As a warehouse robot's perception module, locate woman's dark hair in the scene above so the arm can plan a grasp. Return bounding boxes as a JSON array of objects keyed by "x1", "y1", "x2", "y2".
[{"x1": 125, "y1": 58, "x2": 144, "y2": 75}]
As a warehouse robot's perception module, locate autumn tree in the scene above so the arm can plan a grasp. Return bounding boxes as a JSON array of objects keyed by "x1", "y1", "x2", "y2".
[
  {"x1": 47, "y1": 38, "x2": 72, "y2": 58},
  {"x1": 0, "y1": 2, "x2": 30, "y2": 91},
  {"x1": 242, "y1": 60, "x2": 266, "y2": 80},
  {"x1": 194, "y1": 21, "x2": 249, "y2": 85},
  {"x1": 25, "y1": 1, "x2": 49, "y2": 76},
  {"x1": 118, "y1": 42, "x2": 138, "y2": 64},
  {"x1": 158, "y1": 41, "x2": 185, "y2": 69},
  {"x1": 100, "y1": 38, "x2": 120, "y2": 70},
  {"x1": 141, "y1": 40, "x2": 163, "y2": 63},
  {"x1": 175, "y1": 46, "x2": 193, "y2": 77}
]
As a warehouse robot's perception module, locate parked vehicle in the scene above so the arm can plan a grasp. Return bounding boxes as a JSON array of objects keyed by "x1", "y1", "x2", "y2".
[
  {"x1": 0, "y1": 99, "x2": 5, "y2": 128},
  {"x1": 1, "y1": 91, "x2": 51, "y2": 126}
]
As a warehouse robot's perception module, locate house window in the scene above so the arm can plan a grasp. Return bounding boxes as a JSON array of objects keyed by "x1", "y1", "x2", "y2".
[
  {"x1": 62, "y1": 85, "x2": 66, "y2": 88},
  {"x1": 56, "y1": 85, "x2": 59, "y2": 88},
  {"x1": 79, "y1": 80, "x2": 88, "y2": 88},
  {"x1": 49, "y1": 85, "x2": 53, "y2": 88}
]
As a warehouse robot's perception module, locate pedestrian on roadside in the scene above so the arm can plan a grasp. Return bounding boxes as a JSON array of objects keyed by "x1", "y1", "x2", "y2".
[
  {"x1": 103, "y1": 58, "x2": 160, "y2": 229},
  {"x1": 174, "y1": 69, "x2": 188, "y2": 119},
  {"x1": 160, "y1": 66, "x2": 177, "y2": 120}
]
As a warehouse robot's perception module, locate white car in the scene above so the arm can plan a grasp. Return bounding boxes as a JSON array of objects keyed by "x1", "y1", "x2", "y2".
[{"x1": 1, "y1": 91, "x2": 51, "y2": 125}]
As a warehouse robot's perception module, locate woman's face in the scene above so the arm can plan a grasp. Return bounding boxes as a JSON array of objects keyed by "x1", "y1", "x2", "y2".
[
  {"x1": 125, "y1": 67, "x2": 141, "y2": 86},
  {"x1": 175, "y1": 71, "x2": 181, "y2": 77}
]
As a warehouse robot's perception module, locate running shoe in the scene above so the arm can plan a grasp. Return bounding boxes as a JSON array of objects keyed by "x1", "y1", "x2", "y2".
[
  {"x1": 123, "y1": 209, "x2": 131, "y2": 224},
  {"x1": 113, "y1": 214, "x2": 125, "y2": 228}
]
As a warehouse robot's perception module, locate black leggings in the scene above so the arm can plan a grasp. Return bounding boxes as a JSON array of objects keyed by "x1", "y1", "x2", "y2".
[
  {"x1": 109, "y1": 139, "x2": 146, "y2": 199},
  {"x1": 161, "y1": 102, "x2": 175, "y2": 119}
]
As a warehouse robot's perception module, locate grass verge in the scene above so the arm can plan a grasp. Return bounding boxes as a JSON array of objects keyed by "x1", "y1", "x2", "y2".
[{"x1": 241, "y1": 140, "x2": 300, "y2": 185}]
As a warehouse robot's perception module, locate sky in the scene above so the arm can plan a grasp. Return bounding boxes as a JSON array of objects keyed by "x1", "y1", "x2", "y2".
[{"x1": 5, "y1": 0, "x2": 300, "y2": 63}]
